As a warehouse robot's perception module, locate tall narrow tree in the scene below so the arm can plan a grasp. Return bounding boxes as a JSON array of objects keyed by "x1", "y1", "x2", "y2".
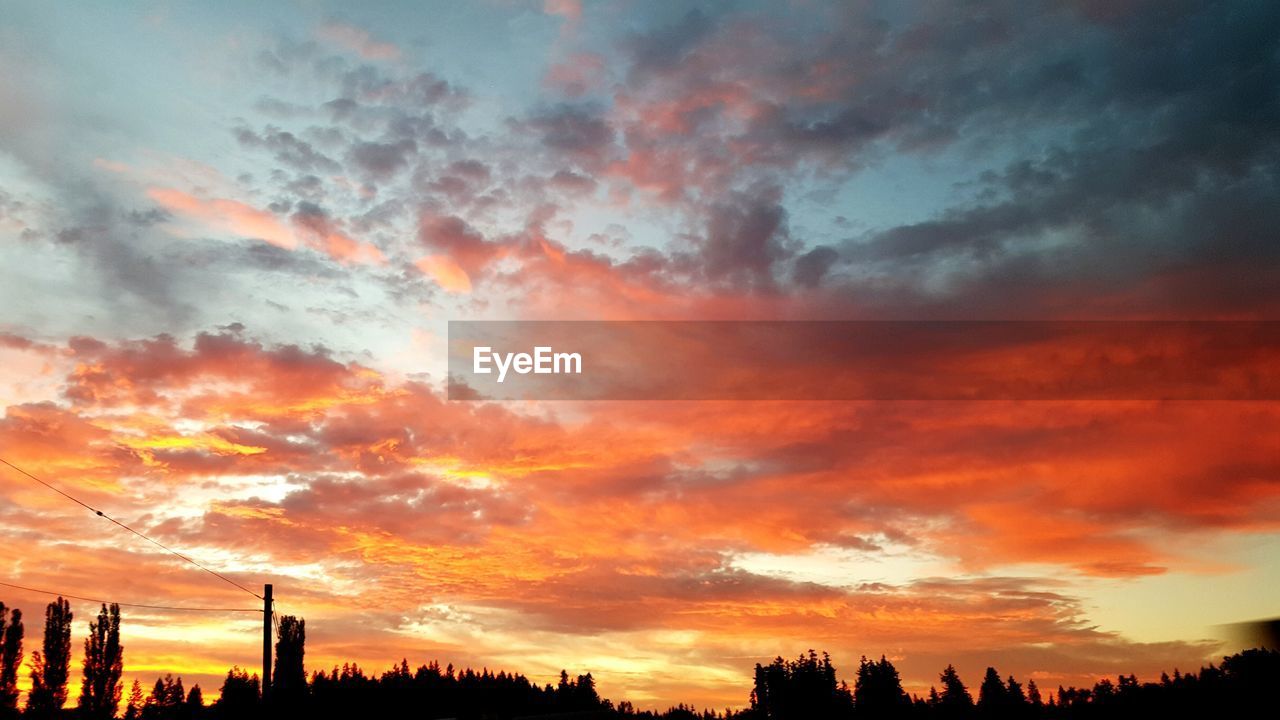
[
  {"x1": 78, "y1": 603, "x2": 123, "y2": 720},
  {"x1": 0, "y1": 604, "x2": 22, "y2": 718},
  {"x1": 27, "y1": 597, "x2": 73, "y2": 717},
  {"x1": 273, "y1": 615, "x2": 306, "y2": 703}
]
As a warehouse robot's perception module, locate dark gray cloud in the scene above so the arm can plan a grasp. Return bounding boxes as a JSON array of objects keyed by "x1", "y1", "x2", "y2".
[
  {"x1": 792, "y1": 245, "x2": 839, "y2": 288},
  {"x1": 40, "y1": 202, "x2": 197, "y2": 326},
  {"x1": 625, "y1": 8, "x2": 716, "y2": 81},
  {"x1": 696, "y1": 185, "x2": 794, "y2": 292},
  {"x1": 348, "y1": 138, "x2": 418, "y2": 178},
  {"x1": 606, "y1": 0, "x2": 1280, "y2": 314},
  {"x1": 235, "y1": 125, "x2": 341, "y2": 174},
  {"x1": 824, "y1": 0, "x2": 1280, "y2": 315},
  {"x1": 521, "y1": 104, "x2": 615, "y2": 165}
]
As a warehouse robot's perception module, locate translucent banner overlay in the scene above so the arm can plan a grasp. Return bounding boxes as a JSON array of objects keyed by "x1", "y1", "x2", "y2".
[{"x1": 447, "y1": 321, "x2": 1280, "y2": 401}]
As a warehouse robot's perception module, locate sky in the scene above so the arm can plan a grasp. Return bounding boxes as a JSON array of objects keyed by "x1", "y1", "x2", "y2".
[{"x1": 1, "y1": 0, "x2": 1278, "y2": 710}]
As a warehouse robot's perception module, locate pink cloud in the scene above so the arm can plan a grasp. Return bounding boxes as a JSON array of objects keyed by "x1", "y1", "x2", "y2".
[
  {"x1": 148, "y1": 187, "x2": 297, "y2": 249},
  {"x1": 148, "y1": 187, "x2": 384, "y2": 265},
  {"x1": 544, "y1": 52, "x2": 607, "y2": 97},
  {"x1": 316, "y1": 21, "x2": 401, "y2": 61},
  {"x1": 543, "y1": 0, "x2": 582, "y2": 23}
]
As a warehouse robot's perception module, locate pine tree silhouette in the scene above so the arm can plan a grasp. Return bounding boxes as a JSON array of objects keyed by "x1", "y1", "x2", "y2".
[
  {"x1": 938, "y1": 664, "x2": 974, "y2": 717},
  {"x1": 123, "y1": 679, "x2": 145, "y2": 720},
  {"x1": 213, "y1": 666, "x2": 260, "y2": 719}
]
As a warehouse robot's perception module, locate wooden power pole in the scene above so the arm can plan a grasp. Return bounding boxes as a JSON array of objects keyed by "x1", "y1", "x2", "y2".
[{"x1": 262, "y1": 583, "x2": 273, "y2": 700}]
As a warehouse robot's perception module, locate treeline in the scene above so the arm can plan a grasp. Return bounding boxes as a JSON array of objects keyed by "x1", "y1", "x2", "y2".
[
  {"x1": 1, "y1": 597, "x2": 1277, "y2": 719},
  {"x1": 733, "y1": 649, "x2": 1279, "y2": 719}
]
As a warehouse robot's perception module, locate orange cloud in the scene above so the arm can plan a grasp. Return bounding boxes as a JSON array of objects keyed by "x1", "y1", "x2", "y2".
[
  {"x1": 148, "y1": 187, "x2": 296, "y2": 249},
  {"x1": 415, "y1": 255, "x2": 472, "y2": 294},
  {"x1": 147, "y1": 187, "x2": 384, "y2": 265},
  {"x1": 3, "y1": 330, "x2": 1276, "y2": 710}
]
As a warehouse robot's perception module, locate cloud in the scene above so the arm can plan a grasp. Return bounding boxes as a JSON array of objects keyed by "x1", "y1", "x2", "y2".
[
  {"x1": 290, "y1": 202, "x2": 387, "y2": 265},
  {"x1": 234, "y1": 126, "x2": 341, "y2": 174},
  {"x1": 3, "y1": 1, "x2": 1279, "y2": 708},
  {"x1": 415, "y1": 212, "x2": 510, "y2": 283},
  {"x1": 544, "y1": 52, "x2": 607, "y2": 97},
  {"x1": 317, "y1": 21, "x2": 401, "y2": 61},
  {"x1": 792, "y1": 245, "x2": 839, "y2": 288},
  {"x1": 148, "y1": 188, "x2": 384, "y2": 265},
  {"x1": 696, "y1": 185, "x2": 793, "y2": 292},
  {"x1": 543, "y1": 0, "x2": 582, "y2": 24},
  {"x1": 578, "y1": 0, "x2": 1280, "y2": 313},
  {"x1": 148, "y1": 187, "x2": 298, "y2": 249},
  {"x1": 415, "y1": 255, "x2": 472, "y2": 294},
  {"x1": 520, "y1": 104, "x2": 616, "y2": 167},
  {"x1": 348, "y1": 139, "x2": 418, "y2": 179},
  {"x1": 3, "y1": 327, "x2": 1275, "y2": 706}
]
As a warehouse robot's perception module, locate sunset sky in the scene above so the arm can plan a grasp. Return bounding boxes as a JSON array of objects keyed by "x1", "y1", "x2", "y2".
[{"x1": 1, "y1": 0, "x2": 1278, "y2": 710}]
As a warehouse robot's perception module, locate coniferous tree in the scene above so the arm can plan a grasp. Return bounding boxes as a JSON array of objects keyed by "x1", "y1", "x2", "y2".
[
  {"x1": 938, "y1": 665, "x2": 974, "y2": 717},
  {"x1": 78, "y1": 603, "x2": 123, "y2": 720},
  {"x1": 0, "y1": 604, "x2": 22, "y2": 718},
  {"x1": 574, "y1": 672, "x2": 601, "y2": 708},
  {"x1": 186, "y1": 684, "x2": 204, "y2": 712},
  {"x1": 977, "y1": 666, "x2": 1007, "y2": 715},
  {"x1": 853, "y1": 655, "x2": 910, "y2": 718},
  {"x1": 749, "y1": 650, "x2": 852, "y2": 719},
  {"x1": 124, "y1": 679, "x2": 145, "y2": 720},
  {"x1": 215, "y1": 666, "x2": 259, "y2": 717},
  {"x1": 1026, "y1": 678, "x2": 1042, "y2": 708},
  {"x1": 143, "y1": 675, "x2": 186, "y2": 720},
  {"x1": 27, "y1": 597, "x2": 73, "y2": 717}
]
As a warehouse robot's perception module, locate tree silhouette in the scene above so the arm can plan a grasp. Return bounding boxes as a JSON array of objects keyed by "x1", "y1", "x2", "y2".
[
  {"x1": 124, "y1": 679, "x2": 145, "y2": 720},
  {"x1": 77, "y1": 643, "x2": 1278, "y2": 720},
  {"x1": 273, "y1": 615, "x2": 306, "y2": 703},
  {"x1": 143, "y1": 674, "x2": 186, "y2": 720},
  {"x1": 1026, "y1": 678, "x2": 1042, "y2": 709},
  {"x1": 214, "y1": 666, "x2": 260, "y2": 718},
  {"x1": 977, "y1": 667, "x2": 1006, "y2": 717},
  {"x1": 937, "y1": 664, "x2": 974, "y2": 717},
  {"x1": 78, "y1": 603, "x2": 123, "y2": 720},
  {"x1": 1004, "y1": 675, "x2": 1029, "y2": 718},
  {"x1": 853, "y1": 655, "x2": 911, "y2": 718},
  {"x1": 0, "y1": 598, "x2": 1271, "y2": 720},
  {"x1": 0, "y1": 603, "x2": 22, "y2": 718},
  {"x1": 749, "y1": 650, "x2": 852, "y2": 719},
  {"x1": 27, "y1": 596, "x2": 73, "y2": 717}
]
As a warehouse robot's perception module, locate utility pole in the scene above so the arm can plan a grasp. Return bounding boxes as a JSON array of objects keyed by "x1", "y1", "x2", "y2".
[{"x1": 262, "y1": 583, "x2": 273, "y2": 701}]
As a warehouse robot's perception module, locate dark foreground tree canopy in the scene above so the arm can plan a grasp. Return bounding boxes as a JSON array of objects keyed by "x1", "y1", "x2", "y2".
[{"x1": 1, "y1": 597, "x2": 1278, "y2": 719}]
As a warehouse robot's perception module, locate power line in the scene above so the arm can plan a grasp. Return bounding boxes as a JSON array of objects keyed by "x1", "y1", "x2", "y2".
[
  {"x1": 0, "y1": 579, "x2": 262, "y2": 613},
  {"x1": 0, "y1": 456, "x2": 262, "y2": 600}
]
